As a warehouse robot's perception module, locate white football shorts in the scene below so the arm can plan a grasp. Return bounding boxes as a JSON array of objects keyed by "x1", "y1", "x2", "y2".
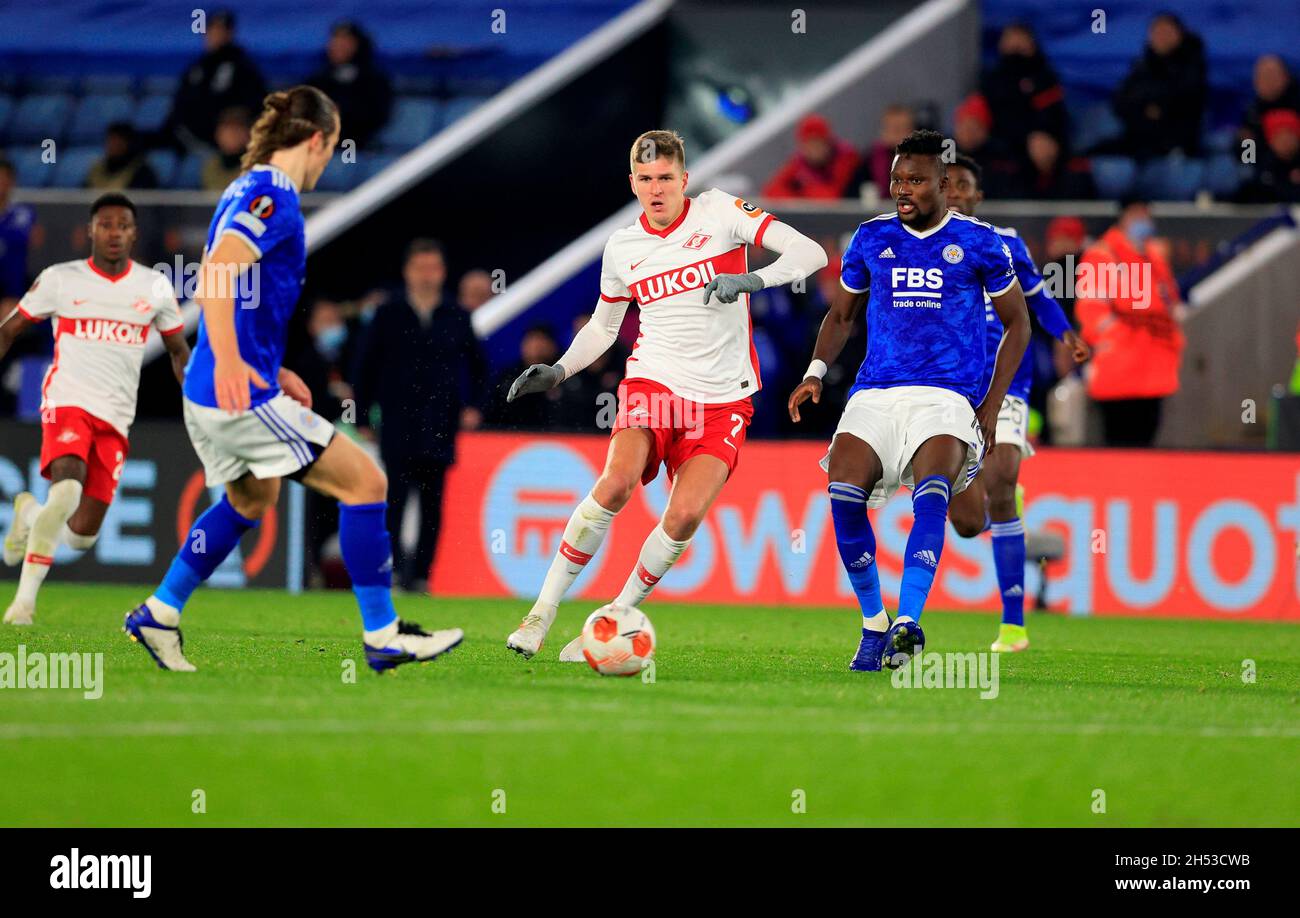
[
  {"x1": 994, "y1": 394, "x2": 1035, "y2": 458},
  {"x1": 820, "y1": 385, "x2": 984, "y2": 508},
  {"x1": 183, "y1": 392, "x2": 336, "y2": 486}
]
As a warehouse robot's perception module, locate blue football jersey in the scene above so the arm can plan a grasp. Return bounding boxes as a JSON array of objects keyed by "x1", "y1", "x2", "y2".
[
  {"x1": 184, "y1": 164, "x2": 306, "y2": 409},
  {"x1": 980, "y1": 225, "x2": 1044, "y2": 403},
  {"x1": 840, "y1": 211, "x2": 1017, "y2": 404}
]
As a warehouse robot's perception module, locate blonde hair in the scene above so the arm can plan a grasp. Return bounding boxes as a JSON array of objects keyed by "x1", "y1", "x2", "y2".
[
  {"x1": 629, "y1": 130, "x2": 686, "y2": 172},
  {"x1": 241, "y1": 85, "x2": 338, "y2": 172}
]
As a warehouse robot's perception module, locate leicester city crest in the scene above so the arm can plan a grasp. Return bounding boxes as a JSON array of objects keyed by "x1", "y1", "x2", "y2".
[{"x1": 942, "y1": 244, "x2": 964, "y2": 264}]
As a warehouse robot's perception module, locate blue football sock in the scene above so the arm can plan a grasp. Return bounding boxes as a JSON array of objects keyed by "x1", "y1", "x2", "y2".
[
  {"x1": 339, "y1": 501, "x2": 398, "y2": 634},
  {"x1": 898, "y1": 476, "x2": 951, "y2": 622},
  {"x1": 154, "y1": 495, "x2": 258, "y2": 613},
  {"x1": 829, "y1": 482, "x2": 886, "y2": 627},
  {"x1": 990, "y1": 517, "x2": 1026, "y2": 627}
]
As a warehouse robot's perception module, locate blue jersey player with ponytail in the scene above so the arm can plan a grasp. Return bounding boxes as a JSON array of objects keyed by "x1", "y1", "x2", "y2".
[
  {"x1": 124, "y1": 86, "x2": 462, "y2": 672},
  {"x1": 788, "y1": 130, "x2": 1031, "y2": 671}
]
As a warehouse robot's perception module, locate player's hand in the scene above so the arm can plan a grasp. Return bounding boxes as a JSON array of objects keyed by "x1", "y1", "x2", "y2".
[
  {"x1": 278, "y1": 367, "x2": 312, "y2": 409},
  {"x1": 214, "y1": 357, "x2": 269, "y2": 414},
  {"x1": 787, "y1": 376, "x2": 822, "y2": 423},
  {"x1": 702, "y1": 272, "x2": 764, "y2": 305},
  {"x1": 1061, "y1": 329, "x2": 1090, "y2": 363},
  {"x1": 507, "y1": 363, "x2": 563, "y2": 402},
  {"x1": 975, "y1": 399, "x2": 998, "y2": 451}
]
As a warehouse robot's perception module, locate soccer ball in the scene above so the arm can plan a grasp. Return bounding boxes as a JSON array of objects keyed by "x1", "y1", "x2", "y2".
[{"x1": 580, "y1": 603, "x2": 655, "y2": 676}]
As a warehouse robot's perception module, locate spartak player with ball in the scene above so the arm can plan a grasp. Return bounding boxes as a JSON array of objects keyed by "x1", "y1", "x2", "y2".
[
  {"x1": 0, "y1": 193, "x2": 189, "y2": 624},
  {"x1": 505, "y1": 130, "x2": 828, "y2": 660}
]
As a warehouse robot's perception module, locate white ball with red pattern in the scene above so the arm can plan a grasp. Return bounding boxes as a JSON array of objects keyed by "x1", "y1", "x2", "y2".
[{"x1": 580, "y1": 603, "x2": 656, "y2": 676}]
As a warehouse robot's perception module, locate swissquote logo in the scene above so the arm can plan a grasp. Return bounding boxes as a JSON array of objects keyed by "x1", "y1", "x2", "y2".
[
  {"x1": 50, "y1": 848, "x2": 151, "y2": 898},
  {"x1": 64, "y1": 318, "x2": 149, "y2": 345}
]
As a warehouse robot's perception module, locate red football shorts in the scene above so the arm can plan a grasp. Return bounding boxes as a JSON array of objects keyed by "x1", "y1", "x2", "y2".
[
  {"x1": 611, "y1": 378, "x2": 753, "y2": 485},
  {"x1": 39, "y1": 406, "x2": 129, "y2": 504}
]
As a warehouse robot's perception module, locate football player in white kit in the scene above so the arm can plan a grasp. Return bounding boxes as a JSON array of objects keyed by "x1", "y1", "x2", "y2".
[
  {"x1": 0, "y1": 193, "x2": 190, "y2": 624},
  {"x1": 504, "y1": 129, "x2": 828, "y2": 660}
]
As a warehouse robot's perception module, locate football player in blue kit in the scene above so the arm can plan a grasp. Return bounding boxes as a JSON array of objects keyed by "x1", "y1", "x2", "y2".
[
  {"x1": 788, "y1": 130, "x2": 1030, "y2": 671},
  {"x1": 944, "y1": 154, "x2": 1090, "y2": 654}
]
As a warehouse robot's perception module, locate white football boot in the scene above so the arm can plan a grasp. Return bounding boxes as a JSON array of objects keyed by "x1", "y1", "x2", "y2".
[
  {"x1": 505, "y1": 606, "x2": 556, "y2": 659},
  {"x1": 364, "y1": 620, "x2": 464, "y2": 672},
  {"x1": 557, "y1": 634, "x2": 586, "y2": 662},
  {"x1": 3, "y1": 491, "x2": 36, "y2": 567},
  {"x1": 3, "y1": 599, "x2": 34, "y2": 626},
  {"x1": 123, "y1": 604, "x2": 197, "y2": 671}
]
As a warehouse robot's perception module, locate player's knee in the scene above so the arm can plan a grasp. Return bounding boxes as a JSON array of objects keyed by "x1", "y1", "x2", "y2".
[
  {"x1": 661, "y1": 505, "x2": 704, "y2": 541},
  {"x1": 593, "y1": 471, "x2": 637, "y2": 512},
  {"x1": 950, "y1": 511, "x2": 984, "y2": 539},
  {"x1": 62, "y1": 525, "x2": 98, "y2": 551}
]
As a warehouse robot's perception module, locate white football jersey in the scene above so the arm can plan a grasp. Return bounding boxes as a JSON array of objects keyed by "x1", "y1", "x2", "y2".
[
  {"x1": 17, "y1": 259, "x2": 184, "y2": 437},
  {"x1": 600, "y1": 187, "x2": 776, "y2": 404}
]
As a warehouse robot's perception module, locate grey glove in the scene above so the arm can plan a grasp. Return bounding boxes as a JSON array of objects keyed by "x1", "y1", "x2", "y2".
[
  {"x1": 702, "y1": 272, "x2": 764, "y2": 305},
  {"x1": 507, "y1": 363, "x2": 564, "y2": 402}
]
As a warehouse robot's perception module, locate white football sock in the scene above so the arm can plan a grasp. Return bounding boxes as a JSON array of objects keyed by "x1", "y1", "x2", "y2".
[
  {"x1": 62, "y1": 525, "x2": 98, "y2": 551},
  {"x1": 615, "y1": 523, "x2": 691, "y2": 608},
  {"x1": 863, "y1": 610, "x2": 890, "y2": 632},
  {"x1": 535, "y1": 492, "x2": 618, "y2": 612},
  {"x1": 19, "y1": 497, "x2": 40, "y2": 529},
  {"x1": 15, "y1": 479, "x2": 81, "y2": 606}
]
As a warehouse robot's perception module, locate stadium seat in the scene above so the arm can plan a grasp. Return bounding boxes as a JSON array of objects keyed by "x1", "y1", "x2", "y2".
[
  {"x1": 1072, "y1": 103, "x2": 1123, "y2": 155},
  {"x1": 374, "y1": 98, "x2": 442, "y2": 152},
  {"x1": 1089, "y1": 155, "x2": 1137, "y2": 198},
  {"x1": 81, "y1": 74, "x2": 135, "y2": 95},
  {"x1": 8, "y1": 92, "x2": 74, "y2": 144},
  {"x1": 0, "y1": 94, "x2": 13, "y2": 137},
  {"x1": 360, "y1": 152, "x2": 400, "y2": 181},
  {"x1": 133, "y1": 94, "x2": 173, "y2": 133},
  {"x1": 52, "y1": 145, "x2": 99, "y2": 187},
  {"x1": 146, "y1": 149, "x2": 178, "y2": 186},
  {"x1": 1140, "y1": 155, "x2": 1205, "y2": 201},
  {"x1": 314, "y1": 157, "x2": 364, "y2": 192},
  {"x1": 393, "y1": 74, "x2": 439, "y2": 94},
  {"x1": 6, "y1": 146, "x2": 53, "y2": 188},
  {"x1": 67, "y1": 93, "x2": 137, "y2": 144},
  {"x1": 442, "y1": 96, "x2": 485, "y2": 126},
  {"x1": 173, "y1": 152, "x2": 205, "y2": 189},
  {"x1": 1206, "y1": 153, "x2": 1248, "y2": 198},
  {"x1": 140, "y1": 74, "x2": 180, "y2": 96},
  {"x1": 23, "y1": 74, "x2": 77, "y2": 94}
]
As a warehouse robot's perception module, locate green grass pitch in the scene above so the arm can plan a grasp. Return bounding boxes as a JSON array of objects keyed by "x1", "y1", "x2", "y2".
[{"x1": 1, "y1": 583, "x2": 1297, "y2": 827}]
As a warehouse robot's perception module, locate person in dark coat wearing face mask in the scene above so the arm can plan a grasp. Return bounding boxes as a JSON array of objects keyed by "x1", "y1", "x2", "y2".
[
  {"x1": 979, "y1": 22, "x2": 1069, "y2": 153},
  {"x1": 1112, "y1": 12, "x2": 1208, "y2": 159},
  {"x1": 1073, "y1": 196, "x2": 1185, "y2": 446}
]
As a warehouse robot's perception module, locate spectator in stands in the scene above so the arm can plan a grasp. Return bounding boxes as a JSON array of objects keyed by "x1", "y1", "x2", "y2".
[
  {"x1": 161, "y1": 9, "x2": 267, "y2": 152},
  {"x1": 86, "y1": 123, "x2": 158, "y2": 191},
  {"x1": 352, "y1": 239, "x2": 487, "y2": 592},
  {"x1": 848, "y1": 104, "x2": 914, "y2": 199},
  {"x1": 485, "y1": 326, "x2": 560, "y2": 431},
  {"x1": 0, "y1": 159, "x2": 45, "y2": 417},
  {"x1": 1241, "y1": 55, "x2": 1300, "y2": 145},
  {"x1": 201, "y1": 107, "x2": 252, "y2": 191},
  {"x1": 1239, "y1": 109, "x2": 1300, "y2": 202},
  {"x1": 549, "y1": 315, "x2": 627, "y2": 433},
  {"x1": 286, "y1": 297, "x2": 357, "y2": 580},
  {"x1": 952, "y1": 93, "x2": 1019, "y2": 199},
  {"x1": 763, "y1": 114, "x2": 859, "y2": 200},
  {"x1": 306, "y1": 20, "x2": 393, "y2": 150},
  {"x1": 1112, "y1": 13, "x2": 1207, "y2": 159},
  {"x1": 457, "y1": 269, "x2": 494, "y2": 312},
  {"x1": 1009, "y1": 130, "x2": 1097, "y2": 199},
  {"x1": 979, "y1": 22, "x2": 1068, "y2": 151},
  {"x1": 0, "y1": 160, "x2": 37, "y2": 307},
  {"x1": 1075, "y1": 196, "x2": 1184, "y2": 446}
]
